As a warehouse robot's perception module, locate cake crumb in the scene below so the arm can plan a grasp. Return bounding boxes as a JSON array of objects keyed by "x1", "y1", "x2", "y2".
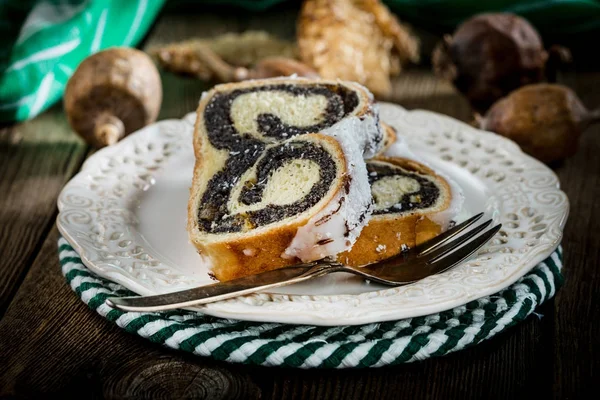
[{"x1": 243, "y1": 248, "x2": 257, "y2": 256}]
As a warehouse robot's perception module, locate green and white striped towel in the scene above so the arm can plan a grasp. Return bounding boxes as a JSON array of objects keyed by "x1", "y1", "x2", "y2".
[
  {"x1": 0, "y1": 0, "x2": 164, "y2": 122},
  {"x1": 58, "y1": 237, "x2": 564, "y2": 368}
]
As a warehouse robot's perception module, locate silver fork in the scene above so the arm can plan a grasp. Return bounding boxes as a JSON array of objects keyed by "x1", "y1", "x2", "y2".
[{"x1": 106, "y1": 213, "x2": 500, "y2": 312}]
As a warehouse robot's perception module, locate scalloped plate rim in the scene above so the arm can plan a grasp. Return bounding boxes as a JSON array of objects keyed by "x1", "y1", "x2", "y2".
[{"x1": 56, "y1": 103, "x2": 569, "y2": 326}]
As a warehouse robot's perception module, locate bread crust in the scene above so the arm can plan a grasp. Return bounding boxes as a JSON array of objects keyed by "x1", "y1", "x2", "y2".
[{"x1": 337, "y1": 156, "x2": 452, "y2": 266}]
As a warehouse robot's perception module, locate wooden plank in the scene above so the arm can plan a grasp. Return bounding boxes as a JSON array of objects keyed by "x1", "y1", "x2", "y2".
[
  {"x1": 0, "y1": 105, "x2": 87, "y2": 316},
  {"x1": 389, "y1": 69, "x2": 472, "y2": 120},
  {"x1": 0, "y1": 227, "x2": 262, "y2": 399},
  {"x1": 551, "y1": 71, "x2": 600, "y2": 399}
]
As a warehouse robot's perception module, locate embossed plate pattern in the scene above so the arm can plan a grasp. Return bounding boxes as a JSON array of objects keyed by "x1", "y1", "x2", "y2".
[{"x1": 57, "y1": 104, "x2": 568, "y2": 326}]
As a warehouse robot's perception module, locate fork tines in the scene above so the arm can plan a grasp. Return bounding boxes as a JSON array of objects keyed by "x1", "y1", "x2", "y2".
[
  {"x1": 416, "y1": 213, "x2": 501, "y2": 269},
  {"x1": 416, "y1": 212, "x2": 484, "y2": 256},
  {"x1": 426, "y1": 223, "x2": 502, "y2": 271}
]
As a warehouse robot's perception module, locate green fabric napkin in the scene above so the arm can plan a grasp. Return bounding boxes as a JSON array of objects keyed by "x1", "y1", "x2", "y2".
[{"x1": 0, "y1": 0, "x2": 164, "y2": 123}]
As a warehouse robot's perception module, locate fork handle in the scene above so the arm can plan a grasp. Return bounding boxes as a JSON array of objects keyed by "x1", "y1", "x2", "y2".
[{"x1": 105, "y1": 262, "x2": 340, "y2": 312}]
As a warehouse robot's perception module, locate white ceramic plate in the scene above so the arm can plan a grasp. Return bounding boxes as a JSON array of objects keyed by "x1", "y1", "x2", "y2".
[{"x1": 57, "y1": 103, "x2": 568, "y2": 326}]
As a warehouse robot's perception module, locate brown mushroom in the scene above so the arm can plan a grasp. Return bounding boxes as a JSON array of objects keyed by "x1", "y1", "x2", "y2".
[
  {"x1": 64, "y1": 47, "x2": 162, "y2": 148},
  {"x1": 477, "y1": 84, "x2": 600, "y2": 163}
]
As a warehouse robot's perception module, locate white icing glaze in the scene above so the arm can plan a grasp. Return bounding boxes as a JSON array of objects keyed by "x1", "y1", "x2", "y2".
[
  {"x1": 284, "y1": 114, "x2": 380, "y2": 261},
  {"x1": 363, "y1": 103, "x2": 383, "y2": 158}
]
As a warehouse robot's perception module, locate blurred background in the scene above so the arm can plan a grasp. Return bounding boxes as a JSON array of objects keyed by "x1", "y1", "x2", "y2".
[{"x1": 1, "y1": 0, "x2": 599, "y2": 125}]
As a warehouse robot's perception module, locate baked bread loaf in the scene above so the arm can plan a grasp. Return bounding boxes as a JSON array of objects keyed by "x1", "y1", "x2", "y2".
[
  {"x1": 337, "y1": 156, "x2": 452, "y2": 266},
  {"x1": 188, "y1": 78, "x2": 383, "y2": 281}
]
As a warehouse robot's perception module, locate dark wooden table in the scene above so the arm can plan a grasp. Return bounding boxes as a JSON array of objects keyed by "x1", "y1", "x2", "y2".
[{"x1": 1, "y1": 6, "x2": 599, "y2": 399}]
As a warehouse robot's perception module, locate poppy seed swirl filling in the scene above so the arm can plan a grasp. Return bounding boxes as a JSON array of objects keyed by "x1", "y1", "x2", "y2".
[
  {"x1": 197, "y1": 84, "x2": 361, "y2": 234},
  {"x1": 367, "y1": 161, "x2": 441, "y2": 215}
]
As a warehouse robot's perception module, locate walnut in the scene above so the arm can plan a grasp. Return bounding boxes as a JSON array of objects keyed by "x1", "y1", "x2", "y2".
[{"x1": 478, "y1": 84, "x2": 600, "y2": 163}]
